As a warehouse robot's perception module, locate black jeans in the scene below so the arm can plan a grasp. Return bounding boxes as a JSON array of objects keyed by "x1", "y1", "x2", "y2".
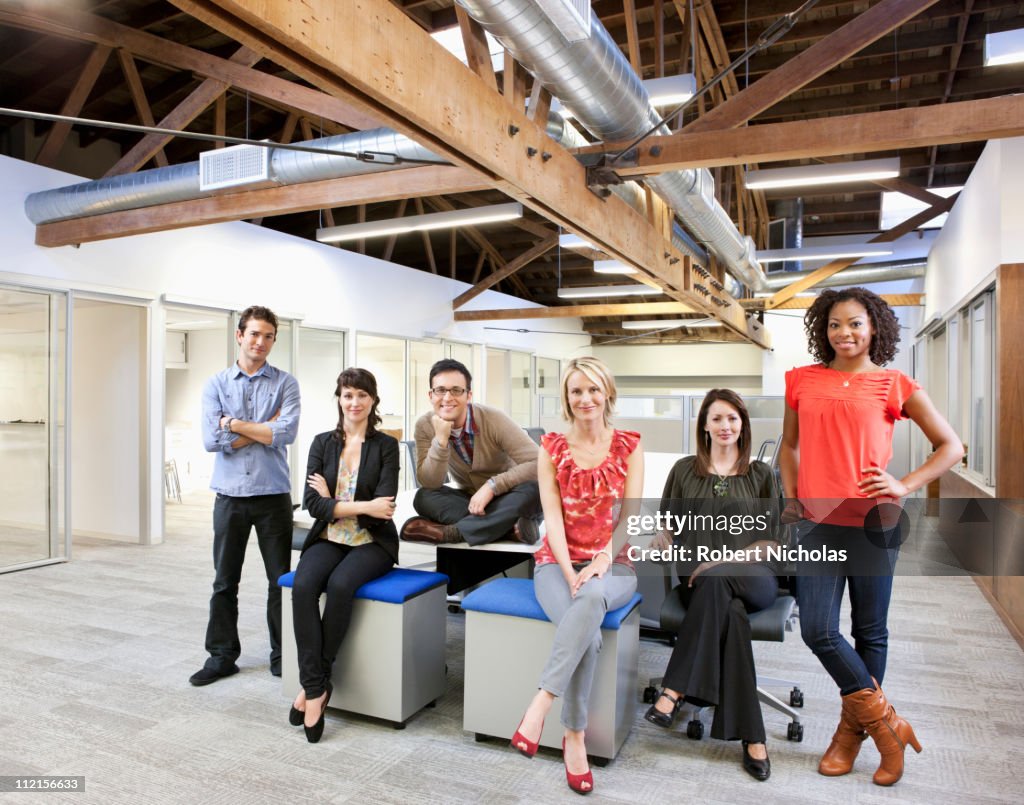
[
  {"x1": 292, "y1": 539, "x2": 394, "y2": 697},
  {"x1": 204, "y1": 492, "x2": 293, "y2": 672},
  {"x1": 661, "y1": 563, "x2": 778, "y2": 742},
  {"x1": 413, "y1": 481, "x2": 541, "y2": 545}
]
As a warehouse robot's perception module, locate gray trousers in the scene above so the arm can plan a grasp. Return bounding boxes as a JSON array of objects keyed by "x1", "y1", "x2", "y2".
[{"x1": 534, "y1": 562, "x2": 637, "y2": 731}]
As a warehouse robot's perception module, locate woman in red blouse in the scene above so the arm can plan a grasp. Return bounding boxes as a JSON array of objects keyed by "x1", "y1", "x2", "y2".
[
  {"x1": 509, "y1": 357, "x2": 643, "y2": 795},
  {"x1": 780, "y1": 287, "x2": 962, "y2": 786}
]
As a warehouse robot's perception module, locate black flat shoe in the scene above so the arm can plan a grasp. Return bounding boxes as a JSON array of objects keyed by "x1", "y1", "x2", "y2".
[
  {"x1": 742, "y1": 741, "x2": 771, "y2": 782},
  {"x1": 644, "y1": 690, "x2": 683, "y2": 729},
  {"x1": 303, "y1": 684, "x2": 333, "y2": 744}
]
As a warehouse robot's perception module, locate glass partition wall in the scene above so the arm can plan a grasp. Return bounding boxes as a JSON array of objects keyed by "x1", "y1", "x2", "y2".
[{"x1": 0, "y1": 287, "x2": 68, "y2": 573}]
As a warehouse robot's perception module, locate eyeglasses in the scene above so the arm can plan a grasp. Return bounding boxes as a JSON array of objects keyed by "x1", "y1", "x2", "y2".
[{"x1": 430, "y1": 386, "x2": 467, "y2": 398}]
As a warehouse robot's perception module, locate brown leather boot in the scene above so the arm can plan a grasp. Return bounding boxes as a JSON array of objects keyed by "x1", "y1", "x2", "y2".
[
  {"x1": 843, "y1": 683, "x2": 922, "y2": 786},
  {"x1": 817, "y1": 701, "x2": 867, "y2": 776}
]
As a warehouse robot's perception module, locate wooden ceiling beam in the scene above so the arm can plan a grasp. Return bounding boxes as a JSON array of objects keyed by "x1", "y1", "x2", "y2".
[
  {"x1": 452, "y1": 235, "x2": 558, "y2": 310},
  {"x1": 684, "y1": 0, "x2": 943, "y2": 134},
  {"x1": 34, "y1": 165, "x2": 488, "y2": 247},
  {"x1": 170, "y1": 0, "x2": 764, "y2": 346},
  {"x1": 35, "y1": 44, "x2": 112, "y2": 167},
  {"x1": 743, "y1": 293, "x2": 924, "y2": 310},
  {"x1": 0, "y1": 3, "x2": 381, "y2": 130},
  {"x1": 104, "y1": 45, "x2": 261, "y2": 176},
  {"x1": 765, "y1": 194, "x2": 958, "y2": 309},
  {"x1": 581, "y1": 94, "x2": 1024, "y2": 174},
  {"x1": 455, "y1": 5, "x2": 497, "y2": 92},
  {"x1": 454, "y1": 301, "x2": 700, "y2": 323},
  {"x1": 116, "y1": 49, "x2": 169, "y2": 167}
]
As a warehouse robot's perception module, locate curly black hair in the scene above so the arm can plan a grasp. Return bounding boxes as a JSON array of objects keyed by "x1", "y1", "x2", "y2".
[{"x1": 803, "y1": 287, "x2": 901, "y2": 366}]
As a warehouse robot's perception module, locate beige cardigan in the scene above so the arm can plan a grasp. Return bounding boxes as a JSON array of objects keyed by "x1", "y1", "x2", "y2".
[{"x1": 414, "y1": 403, "x2": 538, "y2": 495}]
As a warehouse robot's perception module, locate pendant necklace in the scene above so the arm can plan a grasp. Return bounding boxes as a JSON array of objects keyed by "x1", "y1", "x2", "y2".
[
  {"x1": 830, "y1": 364, "x2": 855, "y2": 387},
  {"x1": 711, "y1": 459, "x2": 736, "y2": 498}
]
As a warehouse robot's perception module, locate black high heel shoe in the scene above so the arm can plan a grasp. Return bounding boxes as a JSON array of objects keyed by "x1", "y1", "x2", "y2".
[
  {"x1": 303, "y1": 683, "x2": 333, "y2": 744},
  {"x1": 288, "y1": 701, "x2": 304, "y2": 727},
  {"x1": 644, "y1": 690, "x2": 683, "y2": 729},
  {"x1": 742, "y1": 741, "x2": 771, "y2": 781}
]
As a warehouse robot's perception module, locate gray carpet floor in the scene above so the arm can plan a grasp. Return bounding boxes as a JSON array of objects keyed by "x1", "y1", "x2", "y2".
[{"x1": 1, "y1": 493, "x2": 1022, "y2": 804}]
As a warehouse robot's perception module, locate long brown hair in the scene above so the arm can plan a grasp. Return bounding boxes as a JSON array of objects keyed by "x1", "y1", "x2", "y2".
[
  {"x1": 332, "y1": 367, "x2": 382, "y2": 447},
  {"x1": 694, "y1": 389, "x2": 752, "y2": 477}
]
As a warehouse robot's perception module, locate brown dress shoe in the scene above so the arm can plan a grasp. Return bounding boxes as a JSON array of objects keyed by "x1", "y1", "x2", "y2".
[{"x1": 400, "y1": 517, "x2": 447, "y2": 544}]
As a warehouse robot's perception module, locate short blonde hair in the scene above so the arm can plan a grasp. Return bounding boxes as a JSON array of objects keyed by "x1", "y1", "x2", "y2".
[{"x1": 560, "y1": 357, "x2": 617, "y2": 427}]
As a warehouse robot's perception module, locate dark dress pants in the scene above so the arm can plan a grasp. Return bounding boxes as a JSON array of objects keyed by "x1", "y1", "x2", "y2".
[
  {"x1": 661, "y1": 562, "x2": 778, "y2": 742},
  {"x1": 413, "y1": 481, "x2": 541, "y2": 545},
  {"x1": 205, "y1": 492, "x2": 293, "y2": 672},
  {"x1": 292, "y1": 539, "x2": 394, "y2": 698}
]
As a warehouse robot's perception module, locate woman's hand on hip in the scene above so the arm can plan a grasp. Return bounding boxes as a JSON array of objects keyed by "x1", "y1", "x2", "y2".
[
  {"x1": 306, "y1": 473, "x2": 331, "y2": 498},
  {"x1": 858, "y1": 466, "x2": 909, "y2": 499}
]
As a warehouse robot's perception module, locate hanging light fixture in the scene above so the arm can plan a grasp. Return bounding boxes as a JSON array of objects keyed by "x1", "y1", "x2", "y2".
[
  {"x1": 743, "y1": 158, "x2": 901, "y2": 190},
  {"x1": 593, "y1": 260, "x2": 637, "y2": 275},
  {"x1": 557, "y1": 284, "x2": 663, "y2": 299},
  {"x1": 620, "y1": 318, "x2": 718, "y2": 330},
  {"x1": 756, "y1": 243, "x2": 894, "y2": 263},
  {"x1": 316, "y1": 202, "x2": 522, "y2": 243}
]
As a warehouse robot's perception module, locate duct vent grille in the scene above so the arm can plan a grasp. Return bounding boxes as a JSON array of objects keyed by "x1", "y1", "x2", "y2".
[
  {"x1": 533, "y1": 0, "x2": 591, "y2": 42},
  {"x1": 199, "y1": 143, "x2": 269, "y2": 191}
]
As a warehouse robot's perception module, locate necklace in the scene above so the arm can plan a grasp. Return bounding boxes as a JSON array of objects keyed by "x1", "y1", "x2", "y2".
[
  {"x1": 710, "y1": 460, "x2": 735, "y2": 498},
  {"x1": 829, "y1": 364, "x2": 855, "y2": 387}
]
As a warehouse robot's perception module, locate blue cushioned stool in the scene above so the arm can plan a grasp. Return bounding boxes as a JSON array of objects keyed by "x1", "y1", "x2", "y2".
[
  {"x1": 461, "y1": 577, "x2": 642, "y2": 764},
  {"x1": 279, "y1": 568, "x2": 448, "y2": 727}
]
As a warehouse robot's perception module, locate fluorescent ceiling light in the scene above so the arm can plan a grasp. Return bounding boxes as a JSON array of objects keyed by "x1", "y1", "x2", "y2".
[
  {"x1": 554, "y1": 73, "x2": 695, "y2": 118},
  {"x1": 743, "y1": 158, "x2": 901, "y2": 190},
  {"x1": 879, "y1": 186, "x2": 962, "y2": 230},
  {"x1": 593, "y1": 260, "x2": 637, "y2": 275},
  {"x1": 984, "y1": 28, "x2": 1024, "y2": 66},
  {"x1": 757, "y1": 244, "x2": 894, "y2": 263},
  {"x1": 621, "y1": 318, "x2": 718, "y2": 330},
  {"x1": 557, "y1": 284, "x2": 663, "y2": 299},
  {"x1": 317, "y1": 202, "x2": 522, "y2": 244},
  {"x1": 559, "y1": 233, "x2": 596, "y2": 250},
  {"x1": 431, "y1": 26, "x2": 504, "y2": 72}
]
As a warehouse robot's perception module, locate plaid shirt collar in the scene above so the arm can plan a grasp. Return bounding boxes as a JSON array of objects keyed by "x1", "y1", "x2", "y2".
[{"x1": 449, "y1": 404, "x2": 475, "y2": 464}]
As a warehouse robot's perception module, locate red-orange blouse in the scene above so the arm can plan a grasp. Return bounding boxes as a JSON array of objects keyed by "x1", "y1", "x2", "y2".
[
  {"x1": 533, "y1": 429, "x2": 641, "y2": 568},
  {"x1": 785, "y1": 364, "x2": 920, "y2": 526}
]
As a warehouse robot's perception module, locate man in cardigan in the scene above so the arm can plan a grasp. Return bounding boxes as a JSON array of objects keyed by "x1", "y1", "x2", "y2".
[{"x1": 403, "y1": 358, "x2": 541, "y2": 546}]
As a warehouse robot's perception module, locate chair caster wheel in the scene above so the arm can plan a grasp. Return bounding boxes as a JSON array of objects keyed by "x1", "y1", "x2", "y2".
[
  {"x1": 787, "y1": 721, "x2": 804, "y2": 742},
  {"x1": 789, "y1": 687, "x2": 804, "y2": 708},
  {"x1": 475, "y1": 733, "x2": 487, "y2": 742},
  {"x1": 686, "y1": 720, "x2": 703, "y2": 740},
  {"x1": 448, "y1": 604, "x2": 461, "y2": 614},
  {"x1": 642, "y1": 686, "x2": 657, "y2": 704},
  {"x1": 392, "y1": 722, "x2": 406, "y2": 730}
]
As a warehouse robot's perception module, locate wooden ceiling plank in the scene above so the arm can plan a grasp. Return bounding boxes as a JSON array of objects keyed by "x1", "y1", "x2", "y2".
[
  {"x1": 684, "y1": 0, "x2": 943, "y2": 134},
  {"x1": 36, "y1": 44, "x2": 112, "y2": 168},
  {"x1": 454, "y1": 301, "x2": 699, "y2": 322},
  {"x1": 586, "y1": 94, "x2": 1024, "y2": 174},
  {"x1": 413, "y1": 197, "x2": 438, "y2": 274},
  {"x1": 765, "y1": 193, "x2": 958, "y2": 309},
  {"x1": 455, "y1": 5, "x2": 498, "y2": 92},
  {"x1": 743, "y1": 293, "x2": 924, "y2": 310},
  {"x1": 623, "y1": 0, "x2": 643, "y2": 73},
  {"x1": 168, "y1": 0, "x2": 765, "y2": 346},
  {"x1": 526, "y1": 80, "x2": 552, "y2": 123},
  {"x1": 103, "y1": 45, "x2": 261, "y2": 177},
  {"x1": 504, "y1": 51, "x2": 527, "y2": 111},
  {"x1": 928, "y1": 0, "x2": 976, "y2": 186},
  {"x1": 653, "y1": 0, "x2": 665, "y2": 78},
  {"x1": 116, "y1": 49, "x2": 170, "y2": 165},
  {"x1": 213, "y1": 94, "x2": 227, "y2": 150},
  {"x1": 452, "y1": 235, "x2": 558, "y2": 310},
  {"x1": 471, "y1": 249, "x2": 488, "y2": 284},
  {"x1": 381, "y1": 198, "x2": 408, "y2": 262},
  {"x1": 35, "y1": 165, "x2": 488, "y2": 247},
  {"x1": 0, "y1": 4, "x2": 381, "y2": 131}
]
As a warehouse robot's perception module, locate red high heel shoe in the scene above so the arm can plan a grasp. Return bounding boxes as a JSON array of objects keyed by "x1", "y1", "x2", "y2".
[
  {"x1": 510, "y1": 715, "x2": 544, "y2": 758},
  {"x1": 562, "y1": 738, "x2": 593, "y2": 795}
]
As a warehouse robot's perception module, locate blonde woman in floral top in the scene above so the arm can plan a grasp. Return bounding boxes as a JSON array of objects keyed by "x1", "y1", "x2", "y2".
[{"x1": 509, "y1": 357, "x2": 643, "y2": 795}]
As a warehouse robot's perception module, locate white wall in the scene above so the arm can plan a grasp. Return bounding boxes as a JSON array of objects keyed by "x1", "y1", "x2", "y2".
[
  {"x1": 926, "y1": 137, "x2": 1024, "y2": 319},
  {"x1": 71, "y1": 299, "x2": 146, "y2": 541}
]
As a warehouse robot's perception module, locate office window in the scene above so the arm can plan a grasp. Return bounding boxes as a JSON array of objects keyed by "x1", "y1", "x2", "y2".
[{"x1": 969, "y1": 293, "x2": 994, "y2": 483}]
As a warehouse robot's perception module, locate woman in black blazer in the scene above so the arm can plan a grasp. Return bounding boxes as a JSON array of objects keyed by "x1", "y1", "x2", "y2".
[{"x1": 289, "y1": 367, "x2": 399, "y2": 743}]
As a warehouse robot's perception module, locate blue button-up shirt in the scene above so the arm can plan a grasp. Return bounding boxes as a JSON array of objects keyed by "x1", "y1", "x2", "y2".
[{"x1": 202, "y1": 361, "x2": 301, "y2": 497}]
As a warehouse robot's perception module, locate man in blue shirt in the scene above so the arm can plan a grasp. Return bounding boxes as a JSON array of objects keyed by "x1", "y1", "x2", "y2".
[{"x1": 190, "y1": 306, "x2": 301, "y2": 686}]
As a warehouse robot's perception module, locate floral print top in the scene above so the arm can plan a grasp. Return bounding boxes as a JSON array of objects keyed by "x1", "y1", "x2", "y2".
[{"x1": 533, "y1": 429, "x2": 641, "y2": 568}]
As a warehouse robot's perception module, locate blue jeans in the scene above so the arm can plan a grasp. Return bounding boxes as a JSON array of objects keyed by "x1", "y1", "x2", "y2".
[{"x1": 794, "y1": 521, "x2": 899, "y2": 696}]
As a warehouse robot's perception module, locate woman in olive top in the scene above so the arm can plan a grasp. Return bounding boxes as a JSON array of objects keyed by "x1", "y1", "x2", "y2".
[{"x1": 645, "y1": 389, "x2": 781, "y2": 781}]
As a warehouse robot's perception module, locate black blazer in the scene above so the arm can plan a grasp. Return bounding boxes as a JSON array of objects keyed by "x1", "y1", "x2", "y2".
[{"x1": 301, "y1": 430, "x2": 400, "y2": 562}]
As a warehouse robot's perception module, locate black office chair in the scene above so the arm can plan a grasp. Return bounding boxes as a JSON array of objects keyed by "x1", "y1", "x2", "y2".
[
  {"x1": 643, "y1": 568, "x2": 805, "y2": 742},
  {"x1": 524, "y1": 427, "x2": 545, "y2": 446}
]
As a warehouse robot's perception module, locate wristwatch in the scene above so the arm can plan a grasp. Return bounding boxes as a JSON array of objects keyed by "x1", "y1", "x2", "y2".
[
  {"x1": 487, "y1": 478, "x2": 498, "y2": 492},
  {"x1": 224, "y1": 417, "x2": 235, "y2": 433}
]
